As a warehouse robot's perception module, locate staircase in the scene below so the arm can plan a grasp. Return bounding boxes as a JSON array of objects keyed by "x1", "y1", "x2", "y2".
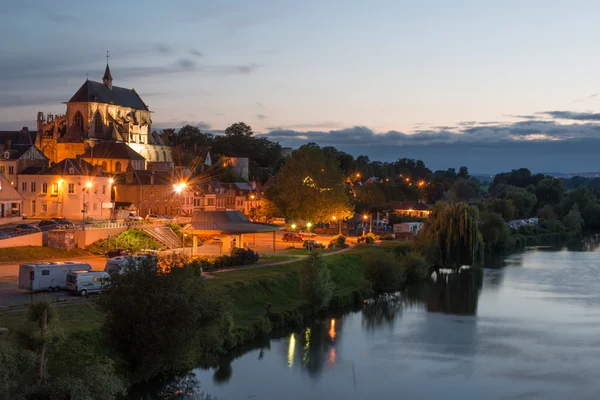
[{"x1": 142, "y1": 226, "x2": 182, "y2": 249}]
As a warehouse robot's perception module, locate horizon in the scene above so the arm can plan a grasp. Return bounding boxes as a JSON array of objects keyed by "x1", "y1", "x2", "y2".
[{"x1": 2, "y1": 0, "x2": 600, "y2": 172}]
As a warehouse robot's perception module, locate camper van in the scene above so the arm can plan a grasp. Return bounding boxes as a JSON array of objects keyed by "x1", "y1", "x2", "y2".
[
  {"x1": 104, "y1": 254, "x2": 158, "y2": 276},
  {"x1": 19, "y1": 262, "x2": 92, "y2": 292},
  {"x1": 65, "y1": 270, "x2": 111, "y2": 296}
]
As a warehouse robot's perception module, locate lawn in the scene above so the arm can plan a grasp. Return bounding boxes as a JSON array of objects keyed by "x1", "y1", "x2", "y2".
[
  {"x1": 0, "y1": 246, "x2": 90, "y2": 263},
  {"x1": 0, "y1": 303, "x2": 102, "y2": 333}
]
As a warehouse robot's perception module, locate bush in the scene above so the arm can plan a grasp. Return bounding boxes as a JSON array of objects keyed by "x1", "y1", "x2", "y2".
[
  {"x1": 392, "y1": 242, "x2": 412, "y2": 258},
  {"x1": 377, "y1": 233, "x2": 395, "y2": 241},
  {"x1": 398, "y1": 251, "x2": 431, "y2": 283},
  {"x1": 87, "y1": 228, "x2": 162, "y2": 254},
  {"x1": 329, "y1": 234, "x2": 347, "y2": 248},
  {"x1": 364, "y1": 253, "x2": 405, "y2": 292},
  {"x1": 357, "y1": 233, "x2": 376, "y2": 244},
  {"x1": 298, "y1": 252, "x2": 333, "y2": 310}
]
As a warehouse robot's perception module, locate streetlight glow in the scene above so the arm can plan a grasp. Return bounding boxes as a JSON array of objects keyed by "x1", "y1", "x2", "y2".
[
  {"x1": 58, "y1": 179, "x2": 64, "y2": 184},
  {"x1": 291, "y1": 223, "x2": 296, "y2": 230},
  {"x1": 109, "y1": 178, "x2": 114, "y2": 184},
  {"x1": 85, "y1": 181, "x2": 92, "y2": 188},
  {"x1": 332, "y1": 216, "x2": 336, "y2": 220},
  {"x1": 363, "y1": 215, "x2": 368, "y2": 220},
  {"x1": 307, "y1": 222, "x2": 312, "y2": 228}
]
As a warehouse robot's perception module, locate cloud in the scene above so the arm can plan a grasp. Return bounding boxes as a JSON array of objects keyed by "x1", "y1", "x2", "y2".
[
  {"x1": 255, "y1": 102, "x2": 265, "y2": 108},
  {"x1": 189, "y1": 49, "x2": 204, "y2": 57},
  {"x1": 153, "y1": 120, "x2": 212, "y2": 130},
  {"x1": 539, "y1": 111, "x2": 600, "y2": 121},
  {"x1": 265, "y1": 121, "x2": 342, "y2": 130},
  {"x1": 45, "y1": 11, "x2": 80, "y2": 23},
  {"x1": 177, "y1": 58, "x2": 196, "y2": 70},
  {"x1": 256, "y1": 114, "x2": 268, "y2": 120},
  {"x1": 154, "y1": 44, "x2": 173, "y2": 54}
]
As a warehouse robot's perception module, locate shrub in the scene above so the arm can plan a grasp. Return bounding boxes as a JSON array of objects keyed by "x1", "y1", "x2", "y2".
[
  {"x1": 186, "y1": 248, "x2": 259, "y2": 271},
  {"x1": 364, "y1": 253, "x2": 405, "y2": 292},
  {"x1": 329, "y1": 234, "x2": 347, "y2": 248},
  {"x1": 377, "y1": 233, "x2": 395, "y2": 241},
  {"x1": 399, "y1": 251, "x2": 431, "y2": 283},
  {"x1": 297, "y1": 252, "x2": 333, "y2": 310},
  {"x1": 358, "y1": 233, "x2": 376, "y2": 244}
]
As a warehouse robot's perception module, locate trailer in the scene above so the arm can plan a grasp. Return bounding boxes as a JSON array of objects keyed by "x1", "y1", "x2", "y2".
[{"x1": 18, "y1": 262, "x2": 92, "y2": 292}]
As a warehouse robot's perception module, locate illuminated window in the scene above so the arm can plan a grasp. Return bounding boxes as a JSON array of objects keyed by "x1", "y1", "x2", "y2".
[
  {"x1": 52, "y1": 183, "x2": 58, "y2": 194},
  {"x1": 68, "y1": 183, "x2": 74, "y2": 194},
  {"x1": 93, "y1": 111, "x2": 102, "y2": 135}
]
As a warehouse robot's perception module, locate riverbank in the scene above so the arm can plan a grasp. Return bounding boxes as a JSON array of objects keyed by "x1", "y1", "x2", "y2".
[{"x1": 0, "y1": 242, "x2": 397, "y2": 390}]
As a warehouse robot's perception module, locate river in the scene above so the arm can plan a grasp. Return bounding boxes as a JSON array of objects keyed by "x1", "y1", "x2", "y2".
[{"x1": 132, "y1": 246, "x2": 600, "y2": 399}]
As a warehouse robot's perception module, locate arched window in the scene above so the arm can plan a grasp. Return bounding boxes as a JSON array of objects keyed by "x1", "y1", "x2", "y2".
[
  {"x1": 162, "y1": 151, "x2": 167, "y2": 161},
  {"x1": 73, "y1": 111, "x2": 83, "y2": 131},
  {"x1": 115, "y1": 161, "x2": 122, "y2": 173},
  {"x1": 101, "y1": 161, "x2": 107, "y2": 172},
  {"x1": 155, "y1": 151, "x2": 159, "y2": 161},
  {"x1": 93, "y1": 111, "x2": 103, "y2": 135}
]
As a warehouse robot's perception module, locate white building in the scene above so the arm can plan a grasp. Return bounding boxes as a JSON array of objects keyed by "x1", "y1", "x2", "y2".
[{"x1": 18, "y1": 158, "x2": 113, "y2": 221}]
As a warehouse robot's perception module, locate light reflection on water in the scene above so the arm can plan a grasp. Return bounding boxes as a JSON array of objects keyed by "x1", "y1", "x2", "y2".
[{"x1": 131, "y1": 248, "x2": 600, "y2": 399}]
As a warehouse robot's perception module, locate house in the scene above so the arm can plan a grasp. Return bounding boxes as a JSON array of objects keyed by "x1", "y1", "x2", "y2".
[
  {"x1": 0, "y1": 129, "x2": 48, "y2": 187},
  {"x1": 393, "y1": 222, "x2": 424, "y2": 235},
  {"x1": 0, "y1": 174, "x2": 24, "y2": 222},
  {"x1": 82, "y1": 141, "x2": 145, "y2": 174},
  {"x1": 389, "y1": 201, "x2": 431, "y2": 218},
  {"x1": 18, "y1": 158, "x2": 112, "y2": 220},
  {"x1": 192, "y1": 181, "x2": 260, "y2": 215},
  {"x1": 114, "y1": 166, "x2": 194, "y2": 218}
]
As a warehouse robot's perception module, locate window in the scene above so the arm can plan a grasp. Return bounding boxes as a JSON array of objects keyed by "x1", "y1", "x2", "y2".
[
  {"x1": 155, "y1": 150, "x2": 159, "y2": 161},
  {"x1": 94, "y1": 186, "x2": 97, "y2": 195},
  {"x1": 162, "y1": 151, "x2": 167, "y2": 161},
  {"x1": 68, "y1": 183, "x2": 74, "y2": 194},
  {"x1": 93, "y1": 203, "x2": 98, "y2": 211},
  {"x1": 42, "y1": 183, "x2": 48, "y2": 194},
  {"x1": 41, "y1": 204, "x2": 47, "y2": 212},
  {"x1": 52, "y1": 183, "x2": 58, "y2": 194},
  {"x1": 207, "y1": 198, "x2": 215, "y2": 206},
  {"x1": 21, "y1": 182, "x2": 26, "y2": 192},
  {"x1": 115, "y1": 161, "x2": 121, "y2": 173},
  {"x1": 42, "y1": 270, "x2": 50, "y2": 276},
  {"x1": 101, "y1": 161, "x2": 107, "y2": 171},
  {"x1": 0, "y1": 166, "x2": 4, "y2": 174},
  {"x1": 8, "y1": 166, "x2": 14, "y2": 175},
  {"x1": 73, "y1": 111, "x2": 84, "y2": 131},
  {"x1": 93, "y1": 111, "x2": 102, "y2": 135},
  {"x1": 94, "y1": 276, "x2": 101, "y2": 282},
  {"x1": 102, "y1": 185, "x2": 106, "y2": 195},
  {"x1": 31, "y1": 182, "x2": 36, "y2": 192}
]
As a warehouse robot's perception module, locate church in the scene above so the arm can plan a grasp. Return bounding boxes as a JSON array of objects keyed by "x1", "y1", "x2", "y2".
[{"x1": 35, "y1": 60, "x2": 173, "y2": 172}]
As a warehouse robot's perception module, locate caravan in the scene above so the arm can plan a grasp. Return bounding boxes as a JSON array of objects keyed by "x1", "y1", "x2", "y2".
[
  {"x1": 19, "y1": 262, "x2": 92, "y2": 292},
  {"x1": 65, "y1": 270, "x2": 111, "y2": 296}
]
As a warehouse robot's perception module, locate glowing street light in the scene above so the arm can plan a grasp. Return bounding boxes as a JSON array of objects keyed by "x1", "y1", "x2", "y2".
[
  {"x1": 85, "y1": 181, "x2": 93, "y2": 189},
  {"x1": 109, "y1": 178, "x2": 114, "y2": 184},
  {"x1": 58, "y1": 179, "x2": 64, "y2": 185}
]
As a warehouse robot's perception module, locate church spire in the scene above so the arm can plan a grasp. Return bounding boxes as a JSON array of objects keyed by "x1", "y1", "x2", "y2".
[{"x1": 103, "y1": 51, "x2": 113, "y2": 90}]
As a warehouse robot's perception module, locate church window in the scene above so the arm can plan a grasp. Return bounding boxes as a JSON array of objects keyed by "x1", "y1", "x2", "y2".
[
  {"x1": 102, "y1": 185, "x2": 106, "y2": 195},
  {"x1": 93, "y1": 111, "x2": 103, "y2": 135},
  {"x1": 101, "y1": 161, "x2": 107, "y2": 172},
  {"x1": 115, "y1": 162, "x2": 122, "y2": 173},
  {"x1": 155, "y1": 151, "x2": 159, "y2": 161},
  {"x1": 162, "y1": 151, "x2": 167, "y2": 161},
  {"x1": 73, "y1": 111, "x2": 84, "y2": 131}
]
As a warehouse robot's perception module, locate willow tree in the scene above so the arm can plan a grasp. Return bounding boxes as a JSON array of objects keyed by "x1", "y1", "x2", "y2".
[
  {"x1": 421, "y1": 202, "x2": 483, "y2": 268},
  {"x1": 266, "y1": 143, "x2": 354, "y2": 223}
]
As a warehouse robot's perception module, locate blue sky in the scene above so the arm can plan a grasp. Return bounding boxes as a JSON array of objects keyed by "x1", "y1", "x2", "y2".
[{"x1": 2, "y1": 0, "x2": 600, "y2": 172}]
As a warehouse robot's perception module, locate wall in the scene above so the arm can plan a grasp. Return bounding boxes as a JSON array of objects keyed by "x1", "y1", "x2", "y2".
[
  {"x1": 74, "y1": 226, "x2": 129, "y2": 248},
  {"x1": 0, "y1": 232, "x2": 42, "y2": 248},
  {"x1": 116, "y1": 184, "x2": 194, "y2": 217}
]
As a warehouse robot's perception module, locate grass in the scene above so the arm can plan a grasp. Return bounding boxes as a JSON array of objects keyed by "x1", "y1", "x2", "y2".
[
  {"x1": 0, "y1": 246, "x2": 90, "y2": 263},
  {"x1": 0, "y1": 303, "x2": 102, "y2": 333}
]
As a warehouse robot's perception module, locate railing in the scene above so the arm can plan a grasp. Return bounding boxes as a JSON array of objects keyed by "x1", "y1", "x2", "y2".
[{"x1": 141, "y1": 226, "x2": 182, "y2": 249}]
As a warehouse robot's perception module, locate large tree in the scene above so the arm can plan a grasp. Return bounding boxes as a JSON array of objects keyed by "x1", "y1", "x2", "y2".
[{"x1": 266, "y1": 144, "x2": 353, "y2": 223}]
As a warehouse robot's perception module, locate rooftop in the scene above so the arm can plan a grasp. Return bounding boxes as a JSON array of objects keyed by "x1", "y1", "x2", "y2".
[{"x1": 69, "y1": 80, "x2": 149, "y2": 111}]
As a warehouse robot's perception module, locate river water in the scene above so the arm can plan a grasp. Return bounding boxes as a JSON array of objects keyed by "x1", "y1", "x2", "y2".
[{"x1": 133, "y1": 246, "x2": 600, "y2": 399}]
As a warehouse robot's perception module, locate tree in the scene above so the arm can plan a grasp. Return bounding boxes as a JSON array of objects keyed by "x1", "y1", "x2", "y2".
[
  {"x1": 97, "y1": 261, "x2": 231, "y2": 382},
  {"x1": 355, "y1": 183, "x2": 387, "y2": 210},
  {"x1": 504, "y1": 188, "x2": 537, "y2": 219},
  {"x1": 458, "y1": 166, "x2": 470, "y2": 180},
  {"x1": 535, "y1": 178, "x2": 564, "y2": 208},
  {"x1": 447, "y1": 178, "x2": 479, "y2": 201},
  {"x1": 298, "y1": 252, "x2": 333, "y2": 310},
  {"x1": 225, "y1": 121, "x2": 253, "y2": 136},
  {"x1": 364, "y1": 252, "x2": 405, "y2": 292},
  {"x1": 487, "y1": 198, "x2": 516, "y2": 221},
  {"x1": 266, "y1": 144, "x2": 353, "y2": 223},
  {"x1": 563, "y1": 203, "x2": 584, "y2": 237},
  {"x1": 420, "y1": 202, "x2": 484, "y2": 268}
]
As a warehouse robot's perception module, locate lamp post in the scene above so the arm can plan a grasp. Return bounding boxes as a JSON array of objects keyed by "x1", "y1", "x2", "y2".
[
  {"x1": 363, "y1": 214, "x2": 368, "y2": 236},
  {"x1": 332, "y1": 216, "x2": 342, "y2": 235},
  {"x1": 82, "y1": 181, "x2": 92, "y2": 229},
  {"x1": 291, "y1": 223, "x2": 296, "y2": 248},
  {"x1": 173, "y1": 181, "x2": 187, "y2": 222}
]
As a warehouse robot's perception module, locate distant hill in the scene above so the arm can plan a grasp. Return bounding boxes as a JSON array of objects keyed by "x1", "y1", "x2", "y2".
[{"x1": 472, "y1": 172, "x2": 600, "y2": 180}]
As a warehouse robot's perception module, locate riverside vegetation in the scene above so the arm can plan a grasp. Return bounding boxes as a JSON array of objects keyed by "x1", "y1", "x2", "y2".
[{"x1": 0, "y1": 240, "x2": 438, "y2": 398}]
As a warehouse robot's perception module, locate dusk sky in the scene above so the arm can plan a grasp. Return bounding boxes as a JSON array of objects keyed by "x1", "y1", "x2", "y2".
[{"x1": 2, "y1": 0, "x2": 600, "y2": 173}]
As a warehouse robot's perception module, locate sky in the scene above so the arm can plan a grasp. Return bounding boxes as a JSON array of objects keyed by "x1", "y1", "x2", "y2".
[{"x1": 2, "y1": 0, "x2": 600, "y2": 173}]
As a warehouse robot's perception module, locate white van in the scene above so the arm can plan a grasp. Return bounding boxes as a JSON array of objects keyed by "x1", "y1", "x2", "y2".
[
  {"x1": 65, "y1": 270, "x2": 111, "y2": 296},
  {"x1": 19, "y1": 262, "x2": 92, "y2": 292},
  {"x1": 104, "y1": 254, "x2": 158, "y2": 276}
]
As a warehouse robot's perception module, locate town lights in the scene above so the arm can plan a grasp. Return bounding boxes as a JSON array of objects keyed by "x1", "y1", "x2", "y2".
[
  {"x1": 307, "y1": 222, "x2": 312, "y2": 229},
  {"x1": 85, "y1": 181, "x2": 92, "y2": 188},
  {"x1": 109, "y1": 178, "x2": 114, "y2": 184},
  {"x1": 363, "y1": 215, "x2": 368, "y2": 220},
  {"x1": 291, "y1": 223, "x2": 296, "y2": 230},
  {"x1": 332, "y1": 216, "x2": 337, "y2": 220},
  {"x1": 58, "y1": 179, "x2": 64, "y2": 184},
  {"x1": 173, "y1": 182, "x2": 187, "y2": 194}
]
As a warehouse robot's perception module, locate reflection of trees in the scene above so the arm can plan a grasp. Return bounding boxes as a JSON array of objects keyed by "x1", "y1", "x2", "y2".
[
  {"x1": 362, "y1": 293, "x2": 403, "y2": 331},
  {"x1": 129, "y1": 371, "x2": 219, "y2": 399},
  {"x1": 568, "y1": 234, "x2": 600, "y2": 251},
  {"x1": 212, "y1": 363, "x2": 232, "y2": 386},
  {"x1": 405, "y1": 269, "x2": 483, "y2": 316}
]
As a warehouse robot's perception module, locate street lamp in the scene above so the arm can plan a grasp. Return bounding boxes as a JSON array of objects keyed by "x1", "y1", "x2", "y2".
[
  {"x1": 291, "y1": 223, "x2": 297, "y2": 248},
  {"x1": 332, "y1": 216, "x2": 341, "y2": 235},
  {"x1": 173, "y1": 181, "x2": 187, "y2": 220}
]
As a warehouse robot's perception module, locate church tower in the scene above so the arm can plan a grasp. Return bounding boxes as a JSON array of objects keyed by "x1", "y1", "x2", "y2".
[{"x1": 103, "y1": 57, "x2": 113, "y2": 90}]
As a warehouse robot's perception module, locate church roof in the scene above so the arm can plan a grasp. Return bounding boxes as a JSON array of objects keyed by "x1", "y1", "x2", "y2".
[
  {"x1": 68, "y1": 80, "x2": 149, "y2": 111},
  {"x1": 82, "y1": 141, "x2": 145, "y2": 161},
  {"x1": 103, "y1": 64, "x2": 113, "y2": 82}
]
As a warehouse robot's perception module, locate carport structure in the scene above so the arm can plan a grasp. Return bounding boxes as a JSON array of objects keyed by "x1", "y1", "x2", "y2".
[{"x1": 181, "y1": 210, "x2": 282, "y2": 254}]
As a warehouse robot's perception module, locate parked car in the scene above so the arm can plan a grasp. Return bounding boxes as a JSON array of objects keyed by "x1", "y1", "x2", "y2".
[
  {"x1": 0, "y1": 231, "x2": 10, "y2": 239},
  {"x1": 303, "y1": 239, "x2": 325, "y2": 249},
  {"x1": 299, "y1": 230, "x2": 316, "y2": 238},
  {"x1": 52, "y1": 217, "x2": 75, "y2": 229},
  {"x1": 38, "y1": 220, "x2": 61, "y2": 231},
  {"x1": 19, "y1": 262, "x2": 92, "y2": 292},
  {"x1": 126, "y1": 212, "x2": 143, "y2": 221},
  {"x1": 14, "y1": 224, "x2": 41, "y2": 234},
  {"x1": 282, "y1": 232, "x2": 303, "y2": 242},
  {"x1": 66, "y1": 270, "x2": 111, "y2": 296},
  {"x1": 105, "y1": 248, "x2": 129, "y2": 258},
  {"x1": 145, "y1": 214, "x2": 163, "y2": 222}
]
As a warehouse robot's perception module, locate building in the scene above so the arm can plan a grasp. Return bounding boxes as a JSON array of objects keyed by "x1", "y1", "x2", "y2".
[
  {"x1": 224, "y1": 157, "x2": 249, "y2": 181},
  {"x1": 0, "y1": 174, "x2": 24, "y2": 222},
  {"x1": 35, "y1": 61, "x2": 173, "y2": 168},
  {"x1": 389, "y1": 201, "x2": 431, "y2": 218},
  {"x1": 114, "y1": 166, "x2": 194, "y2": 218},
  {"x1": 82, "y1": 141, "x2": 145, "y2": 174},
  {"x1": 0, "y1": 128, "x2": 48, "y2": 187},
  {"x1": 192, "y1": 182, "x2": 260, "y2": 215},
  {"x1": 18, "y1": 158, "x2": 112, "y2": 221}
]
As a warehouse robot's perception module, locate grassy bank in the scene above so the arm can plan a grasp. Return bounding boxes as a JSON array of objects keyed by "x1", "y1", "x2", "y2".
[{"x1": 0, "y1": 246, "x2": 90, "y2": 263}]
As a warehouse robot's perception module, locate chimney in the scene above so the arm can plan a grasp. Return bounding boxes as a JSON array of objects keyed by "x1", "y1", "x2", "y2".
[{"x1": 126, "y1": 164, "x2": 134, "y2": 184}]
